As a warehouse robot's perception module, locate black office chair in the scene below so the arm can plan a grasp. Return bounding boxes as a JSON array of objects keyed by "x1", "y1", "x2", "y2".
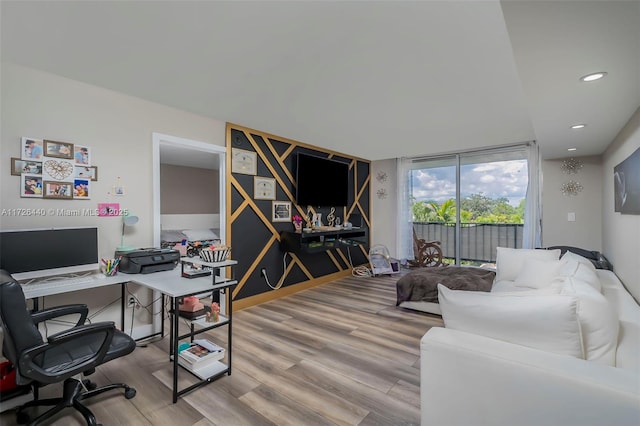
[{"x1": 0, "y1": 270, "x2": 136, "y2": 425}]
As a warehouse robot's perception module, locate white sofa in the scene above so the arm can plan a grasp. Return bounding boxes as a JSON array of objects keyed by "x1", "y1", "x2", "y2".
[{"x1": 420, "y1": 249, "x2": 640, "y2": 426}]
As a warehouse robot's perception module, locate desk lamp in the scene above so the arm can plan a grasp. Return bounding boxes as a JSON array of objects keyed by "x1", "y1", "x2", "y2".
[{"x1": 117, "y1": 213, "x2": 139, "y2": 252}]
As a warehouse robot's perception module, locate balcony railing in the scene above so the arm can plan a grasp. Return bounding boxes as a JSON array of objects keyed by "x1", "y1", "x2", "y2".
[{"x1": 413, "y1": 222, "x2": 524, "y2": 264}]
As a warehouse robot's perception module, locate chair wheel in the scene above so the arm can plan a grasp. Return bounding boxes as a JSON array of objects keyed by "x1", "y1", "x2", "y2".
[
  {"x1": 16, "y1": 411, "x2": 30, "y2": 424},
  {"x1": 83, "y1": 379, "x2": 98, "y2": 391},
  {"x1": 125, "y1": 388, "x2": 136, "y2": 399}
]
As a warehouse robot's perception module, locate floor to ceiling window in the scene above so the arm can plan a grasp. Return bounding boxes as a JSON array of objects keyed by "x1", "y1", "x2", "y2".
[{"x1": 398, "y1": 142, "x2": 540, "y2": 266}]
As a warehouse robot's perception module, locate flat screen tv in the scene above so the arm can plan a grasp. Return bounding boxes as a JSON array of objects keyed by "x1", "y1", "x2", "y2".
[
  {"x1": 296, "y1": 153, "x2": 349, "y2": 207},
  {"x1": 0, "y1": 227, "x2": 99, "y2": 279}
]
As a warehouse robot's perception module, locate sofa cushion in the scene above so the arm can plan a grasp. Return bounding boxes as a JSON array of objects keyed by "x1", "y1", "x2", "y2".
[
  {"x1": 495, "y1": 247, "x2": 561, "y2": 282},
  {"x1": 514, "y1": 258, "x2": 564, "y2": 289},
  {"x1": 560, "y1": 278, "x2": 618, "y2": 366},
  {"x1": 438, "y1": 284, "x2": 584, "y2": 359}
]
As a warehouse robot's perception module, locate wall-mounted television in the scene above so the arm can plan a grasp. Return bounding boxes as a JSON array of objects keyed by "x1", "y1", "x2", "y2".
[
  {"x1": 0, "y1": 227, "x2": 99, "y2": 279},
  {"x1": 296, "y1": 153, "x2": 349, "y2": 207}
]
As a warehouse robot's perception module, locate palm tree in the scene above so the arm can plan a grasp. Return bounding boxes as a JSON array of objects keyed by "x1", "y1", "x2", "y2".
[{"x1": 428, "y1": 199, "x2": 456, "y2": 222}]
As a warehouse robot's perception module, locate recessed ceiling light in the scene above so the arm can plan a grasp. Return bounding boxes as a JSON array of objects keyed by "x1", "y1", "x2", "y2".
[
  {"x1": 571, "y1": 124, "x2": 586, "y2": 129},
  {"x1": 580, "y1": 72, "x2": 607, "y2": 82},
  {"x1": 568, "y1": 148, "x2": 577, "y2": 152}
]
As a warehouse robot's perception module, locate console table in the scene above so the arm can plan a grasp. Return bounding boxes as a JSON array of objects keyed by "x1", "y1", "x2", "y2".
[{"x1": 280, "y1": 227, "x2": 368, "y2": 254}]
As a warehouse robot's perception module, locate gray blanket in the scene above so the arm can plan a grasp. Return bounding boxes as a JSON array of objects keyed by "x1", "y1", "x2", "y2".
[{"x1": 396, "y1": 266, "x2": 496, "y2": 305}]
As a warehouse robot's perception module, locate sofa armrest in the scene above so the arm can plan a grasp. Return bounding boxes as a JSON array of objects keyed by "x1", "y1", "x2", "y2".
[{"x1": 421, "y1": 327, "x2": 640, "y2": 426}]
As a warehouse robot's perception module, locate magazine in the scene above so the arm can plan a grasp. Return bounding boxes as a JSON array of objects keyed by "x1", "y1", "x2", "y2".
[{"x1": 178, "y1": 339, "x2": 225, "y2": 371}]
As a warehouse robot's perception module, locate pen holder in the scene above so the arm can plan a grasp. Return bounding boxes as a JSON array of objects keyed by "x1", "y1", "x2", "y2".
[{"x1": 101, "y1": 258, "x2": 119, "y2": 276}]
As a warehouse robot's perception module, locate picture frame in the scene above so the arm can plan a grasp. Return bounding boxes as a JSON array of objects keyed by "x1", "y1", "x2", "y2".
[
  {"x1": 73, "y1": 144, "x2": 91, "y2": 166},
  {"x1": 272, "y1": 201, "x2": 292, "y2": 222},
  {"x1": 43, "y1": 181, "x2": 73, "y2": 199},
  {"x1": 44, "y1": 140, "x2": 74, "y2": 159},
  {"x1": 73, "y1": 178, "x2": 91, "y2": 199},
  {"x1": 21, "y1": 137, "x2": 44, "y2": 161},
  {"x1": 75, "y1": 166, "x2": 98, "y2": 181},
  {"x1": 21, "y1": 175, "x2": 43, "y2": 198},
  {"x1": 231, "y1": 148, "x2": 257, "y2": 175},
  {"x1": 42, "y1": 157, "x2": 75, "y2": 182},
  {"x1": 11, "y1": 157, "x2": 42, "y2": 176},
  {"x1": 254, "y1": 176, "x2": 276, "y2": 200}
]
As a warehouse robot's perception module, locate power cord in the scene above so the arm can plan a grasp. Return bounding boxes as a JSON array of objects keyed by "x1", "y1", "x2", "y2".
[
  {"x1": 347, "y1": 246, "x2": 373, "y2": 277},
  {"x1": 262, "y1": 253, "x2": 289, "y2": 290}
]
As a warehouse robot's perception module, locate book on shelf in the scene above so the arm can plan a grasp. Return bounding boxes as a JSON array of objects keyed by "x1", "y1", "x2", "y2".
[{"x1": 178, "y1": 339, "x2": 225, "y2": 371}]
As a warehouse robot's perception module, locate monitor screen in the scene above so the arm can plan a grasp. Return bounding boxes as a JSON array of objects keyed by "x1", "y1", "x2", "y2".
[
  {"x1": 296, "y1": 153, "x2": 349, "y2": 207},
  {"x1": 0, "y1": 227, "x2": 99, "y2": 277}
]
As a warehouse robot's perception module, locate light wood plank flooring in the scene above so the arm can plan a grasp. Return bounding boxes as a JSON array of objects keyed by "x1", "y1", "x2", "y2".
[{"x1": 1, "y1": 274, "x2": 443, "y2": 425}]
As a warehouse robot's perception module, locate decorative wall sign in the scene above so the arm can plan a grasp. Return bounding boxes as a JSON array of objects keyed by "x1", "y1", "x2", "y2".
[
  {"x1": 561, "y1": 180, "x2": 583, "y2": 196},
  {"x1": 43, "y1": 158, "x2": 75, "y2": 181},
  {"x1": 254, "y1": 176, "x2": 276, "y2": 200},
  {"x1": 231, "y1": 148, "x2": 257, "y2": 175},
  {"x1": 561, "y1": 157, "x2": 583, "y2": 174},
  {"x1": 272, "y1": 201, "x2": 292, "y2": 222},
  {"x1": 614, "y1": 147, "x2": 640, "y2": 214}
]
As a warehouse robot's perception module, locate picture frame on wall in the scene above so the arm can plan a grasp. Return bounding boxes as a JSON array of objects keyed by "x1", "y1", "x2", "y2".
[
  {"x1": 42, "y1": 158, "x2": 75, "y2": 182},
  {"x1": 11, "y1": 158, "x2": 42, "y2": 176},
  {"x1": 254, "y1": 176, "x2": 276, "y2": 200},
  {"x1": 43, "y1": 181, "x2": 73, "y2": 199},
  {"x1": 73, "y1": 145, "x2": 91, "y2": 166},
  {"x1": 73, "y1": 179, "x2": 91, "y2": 199},
  {"x1": 231, "y1": 148, "x2": 257, "y2": 175},
  {"x1": 272, "y1": 201, "x2": 292, "y2": 222},
  {"x1": 44, "y1": 140, "x2": 74, "y2": 160},
  {"x1": 21, "y1": 137, "x2": 44, "y2": 161},
  {"x1": 21, "y1": 175, "x2": 43, "y2": 198},
  {"x1": 75, "y1": 166, "x2": 98, "y2": 181}
]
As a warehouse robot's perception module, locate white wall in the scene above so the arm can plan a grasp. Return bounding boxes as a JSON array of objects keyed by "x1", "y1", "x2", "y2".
[
  {"x1": 1, "y1": 62, "x2": 225, "y2": 333},
  {"x1": 371, "y1": 159, "x2": 398, "y2": 256},
  {"x1": 602, "y1": 108, "x2": 640, "y2": 301},
  {"x1": 542, "y1": 156, "x2": 602, "y2": 250}
]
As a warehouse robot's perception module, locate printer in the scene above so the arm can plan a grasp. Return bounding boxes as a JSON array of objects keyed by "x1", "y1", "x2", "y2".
[{"x1": 116, "y1": 248, "x2": 180, "y2": 274}]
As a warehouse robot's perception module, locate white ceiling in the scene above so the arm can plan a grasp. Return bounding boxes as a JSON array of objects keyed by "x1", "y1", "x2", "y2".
[{"x1": 1, "y1": 1, "x2": 638, "y2": 162}]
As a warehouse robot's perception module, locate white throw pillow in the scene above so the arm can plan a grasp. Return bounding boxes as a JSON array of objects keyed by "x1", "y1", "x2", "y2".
[
  {"x1": 573, "y1": 263, "x2": 602, "y2": 293},
  {"x1": 514, "y1": 258, "x2": 564, "y2": 289},
  {"x1": 182, "y1": 229, "x2": 219, "y2": 241},
  {"x1": 438, "y1": 284, "x2": 584, "y2": 359},
  {"x1": 561, "y1": 278, "x2": 618, "y2": 366},
  {"x1": 495, "y1": 247, "x2": 561, "y2": 282},
  {"x1": 562, "y1": 250, "x2": 597, "y2": 272}
]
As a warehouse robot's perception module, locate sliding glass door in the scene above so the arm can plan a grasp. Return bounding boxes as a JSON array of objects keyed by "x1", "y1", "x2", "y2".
[{"x1": 399, "y1": 143, "x2": 536, "y2": 266}]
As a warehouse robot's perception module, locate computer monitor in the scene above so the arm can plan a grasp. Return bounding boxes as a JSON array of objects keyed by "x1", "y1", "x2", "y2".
[{"x1": 0, "y1": 227, "x2": 99, "y2": 279}]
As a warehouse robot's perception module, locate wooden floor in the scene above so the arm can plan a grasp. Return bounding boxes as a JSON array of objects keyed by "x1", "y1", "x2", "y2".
[{"x1": 1, "y1": 274, "x2": 443, "y2": 426}]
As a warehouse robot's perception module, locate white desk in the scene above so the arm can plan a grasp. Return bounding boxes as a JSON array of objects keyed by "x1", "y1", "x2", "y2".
[{"x1": 19, "y1": 262, "x2": 238, "y2": 403}]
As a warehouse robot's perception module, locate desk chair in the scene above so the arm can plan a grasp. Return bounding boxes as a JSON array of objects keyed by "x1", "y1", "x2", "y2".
[{"x1": 0, "y1": 270, "x2": 136, "y2": 425}]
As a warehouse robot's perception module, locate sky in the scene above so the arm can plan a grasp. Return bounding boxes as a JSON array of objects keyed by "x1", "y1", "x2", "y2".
[{"x1": 410, "y1": 159, "x2": 528, "y2": 206}]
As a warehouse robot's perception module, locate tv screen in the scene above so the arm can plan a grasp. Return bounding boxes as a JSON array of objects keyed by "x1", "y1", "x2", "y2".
[
  {"x1": 296, "y1": 153, "x2": 349, "y2": 207},
  {"x1": 0, "y1": 227, "x2": 99, "y2": 276}
]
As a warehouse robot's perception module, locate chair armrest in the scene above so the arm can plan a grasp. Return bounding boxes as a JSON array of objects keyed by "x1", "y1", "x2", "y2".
[
  {"x1": 18, "y1": 321, "x2": 115, "y2": 384},
  {"x1": 421, "y1": 327, "x2": 640, "y2": 426},
  {"x1": 31, "y1": 304, "x2": 88, "y2": 326}
]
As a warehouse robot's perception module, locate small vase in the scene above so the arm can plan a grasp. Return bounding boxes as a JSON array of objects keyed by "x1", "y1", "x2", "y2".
[{"x1": 294, "y1": 222, "x2": 302, "y2": 233}]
